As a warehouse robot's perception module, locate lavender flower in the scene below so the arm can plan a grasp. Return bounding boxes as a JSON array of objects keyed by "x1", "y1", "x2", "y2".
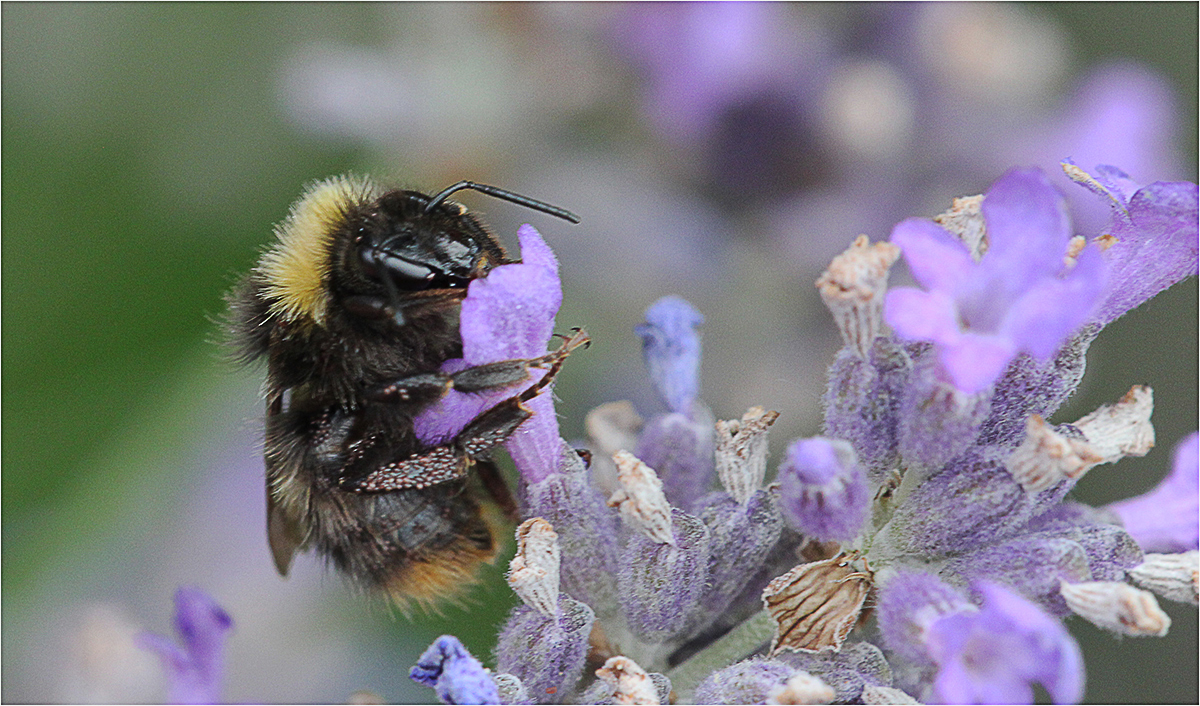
[
  {"x1": 1062, "y1": 161, "x2": 1199, "y2": 326},
  {"x1": 136, "y1": 587, "x2": 233, "y2": 705},
  {"x1": 633, "y1": 296, "x2": 716, "y2": 510},
  {"x1": 884, "y1": 167, "x2": 1107, "y2": 394},
  {"x1": 411, "y1": 635, "x2": 501, "y2": 705},
  {"x1": 409, "y1": 164, "x2": 1196, "y2": 705},
  {"x1": 924, "y1": 582, "x2": 1084, "y2": 705},
  {"x1": 635, "y1": 295, "x2": 704, "y2": 417}
]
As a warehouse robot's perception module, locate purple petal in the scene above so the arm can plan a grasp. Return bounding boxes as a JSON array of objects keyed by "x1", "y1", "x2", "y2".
[
  {"x1": 411, "y1": 635, "x2": 500, "y2": 705},
  {"x1": 413, "y1": 225, "x2": 566, "y2": 483},
  {"x1": 1092, "y1": 179, "x2": 1199, "y2": 325},
  {"x1": 635, "y1": 296, "x2": 704, "y2": 415},
  {"x1": 927, "y1": 582, "x2": 1084, "y2": 705},
  {"x1": 884, "y1": 288, "x2": 960, "y2": 344},
  {"x1": 885, "y1": 169, "x2": 1103, "y2": 395},
  {"x1": 1000, "y1": 244, "x2": 1107, "y2": 359},
  {"x1": 461, "y1": 224, "x2": 561, "y2": 364},
  {"x1": 981, "y1": 168, "x2": 1072, "y2": 287},
  {"x1": 890, "y1": 217, "x2": 975, "y2": 293},
  {"x1": 136, "y1": 587, "x2": 232, "y2": 705},
  {"x1": 936, "y1": 332, "x2": 1015, "y2": 395},
  {"x1": 1108, "y1": 432, "x2": 1200, "y2": 553}
]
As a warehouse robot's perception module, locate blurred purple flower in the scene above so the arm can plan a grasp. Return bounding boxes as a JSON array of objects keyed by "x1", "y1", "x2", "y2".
[
  {"x1": 885, "y1": 168, "x2": 1107, "y2": 393},
  {"x1": 610, "y1": 2, "x2": 829, "y2": 204},
  {"x1": 1107, "y1": 432, "x2": 1200, "y2": 554},
  {"x1": 633, "y1": 295, "x2": 716, "y2": 508},
  {"x1": 635, "y1": 295, "x2": 704, "y2": 416},
  {"x1": 410, "y1": 635, "x2": 500, "y2": 706},
  {"x1": 926, "y1": 582, "x2": 1084, "y2": 705},
  {"x1": 136, "y1": 587, "x2": 233, "y2": 705}
]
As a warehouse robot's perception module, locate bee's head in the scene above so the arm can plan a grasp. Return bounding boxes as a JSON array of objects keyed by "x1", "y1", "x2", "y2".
[
  {"x1": 256, "y1": 177, "x2": 577, "y2": 329},
  {"x1": 347, "y1": 189, "x2": 507, "y2": 306}
]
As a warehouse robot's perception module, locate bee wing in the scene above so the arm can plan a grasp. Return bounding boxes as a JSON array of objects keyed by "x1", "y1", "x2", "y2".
[
  {"x1": 264, "y1": 391, "x2": 309, "y2": 576},
  {"x1": 267, "y1": 487, "x2": 307, "y2": 576}
]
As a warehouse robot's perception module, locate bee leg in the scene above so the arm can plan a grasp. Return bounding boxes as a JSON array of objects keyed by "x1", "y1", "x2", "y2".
[
  {"x1": 339, "y1": 395, "x2": 530, "y2": 494},
  {"x1": 342, "y1": 445, "x2": 470, "y2": 492},
  {"x1": 475, "y1": 458, "x2": 520, "y2": 521},
  {"x1": 365, "y1": 327, "x2": 591, "y2": 403},
  {"x1": 345, "y1": 329, "x2": 590, "y2": 494}
]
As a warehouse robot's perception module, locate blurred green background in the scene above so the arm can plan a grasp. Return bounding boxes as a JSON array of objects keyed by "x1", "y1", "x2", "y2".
[{"x1": 4, "y1": 3, "x2": 1195, "y2": 703}]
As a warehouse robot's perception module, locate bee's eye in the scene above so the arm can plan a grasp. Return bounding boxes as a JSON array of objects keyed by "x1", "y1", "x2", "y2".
[{"x1": 359, "y1": 245, "x2": 437, "y2": 291}]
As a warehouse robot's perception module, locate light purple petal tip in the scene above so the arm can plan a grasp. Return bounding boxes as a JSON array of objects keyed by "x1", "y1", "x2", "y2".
[
  {"x1": 884, "y1": 287, "x2": 960, "y2": 343},
  {"x1": 635, "y1": 295, "x2": 704, "y2": 415},
  {"x1": 1108, "y1": 432, "x2": 1200, "y2": 552},
  {"x1": 411, "y1": 635, "x2": 500, "y2": 705},
  {"x1": 982, "y1": 168, "x2": 1072, "y2": 280},
  {"x1": 937, "y1": 332, "x2": 1015, "y2": 395},
  {"x1": 890, "y1": 217, "x2": 975, "y2": 293}
]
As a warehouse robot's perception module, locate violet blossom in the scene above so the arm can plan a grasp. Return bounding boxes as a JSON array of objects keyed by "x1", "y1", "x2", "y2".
[
  {"x1": 136, "y1": 587, "x2": 233, "y2": 705},
  {"x1": 884, "y1": 167, "x2": 1107, "y2": 395},
  {"x1": 409, "y1": 161, "x2": 1196, "y2": 705},
  {"x1": 411, "y1": 635, "x2": 501, "y2": 705}
]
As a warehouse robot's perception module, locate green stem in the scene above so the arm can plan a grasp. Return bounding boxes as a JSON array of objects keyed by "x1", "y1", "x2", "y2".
[{"x1": 663, "y1": 609, "x2": 775, "y2": 702}]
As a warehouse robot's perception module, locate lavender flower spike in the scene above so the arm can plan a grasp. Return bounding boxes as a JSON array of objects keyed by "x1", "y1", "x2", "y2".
[
  {"x1": 411, "y1": 635, "x2": 501, "y2": 705},
  {"x1": 135, "y1": 587, "x2": 233, "y2": 705},
  {"x1": 635, "y1": 295, "x2": 704, "y2": 416},
  {"x1": 885, "y1": 168, "x2": 1107, "y2": 394},
  {"x1": 1107, "y1": 432, "x2": 1199, "y2": 553},
  {"x1": 413, "y1": 224, "x2": 568, "y2": 483},
  {"x1": 926, "y1": 582, "x2": 1084, "y2": 705},
  {"x1": 777, "y1": 437, "x2": 869, "y2": 543}
]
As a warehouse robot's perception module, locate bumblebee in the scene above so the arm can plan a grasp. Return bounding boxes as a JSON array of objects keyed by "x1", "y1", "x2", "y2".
[{"x1": 226, "y1": 175, "x2": 586, "y2": 607}]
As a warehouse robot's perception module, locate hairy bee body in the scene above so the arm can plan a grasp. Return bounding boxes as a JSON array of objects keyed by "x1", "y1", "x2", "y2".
[{"x1": 226, "y1": 176, "x2": 579, "y2": 607}]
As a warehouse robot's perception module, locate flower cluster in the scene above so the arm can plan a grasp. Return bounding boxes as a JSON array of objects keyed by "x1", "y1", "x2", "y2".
[
  {"x1": 394, "y1": 162, "x2": 1197, "y2": 705},
  {"x1": 143, "y1": 163, "x2": 1196, "y2": 704}
]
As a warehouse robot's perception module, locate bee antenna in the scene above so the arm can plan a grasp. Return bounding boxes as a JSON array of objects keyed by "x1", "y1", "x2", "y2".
[{"x1": 425, "y1": 181, "x2": 581, "y2": 224}]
